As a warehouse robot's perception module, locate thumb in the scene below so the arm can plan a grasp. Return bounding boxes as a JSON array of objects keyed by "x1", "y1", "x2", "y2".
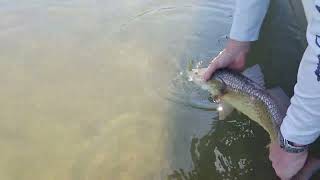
[
  {"x1": 203, "y1": 50, "x2": 232, "y2": 81},
  {"x1": 203, "y1": 60, "x2": 218, "y2": 81}
]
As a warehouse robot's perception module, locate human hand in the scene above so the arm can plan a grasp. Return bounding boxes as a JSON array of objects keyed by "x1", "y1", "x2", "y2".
[
  {"x1": 269, "y1": 141, "x2": 308, "y2": 180},
  {"x1": 203, "y1": 39, "x2": 250, "y2": 81}
]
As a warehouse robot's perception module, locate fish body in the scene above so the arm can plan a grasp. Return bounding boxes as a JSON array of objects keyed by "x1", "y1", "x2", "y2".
[
  {"x1": 189, "y1": 65, "x2": 320, "y2": 178},
  {"x1": 189, "y1": 66, "x2": 286, "y2": 142}
]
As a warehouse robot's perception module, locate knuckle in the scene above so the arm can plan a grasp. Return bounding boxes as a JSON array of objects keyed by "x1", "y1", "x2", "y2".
[{"x1": 206, "y1": 66, "x2": 214, "y2": 73}]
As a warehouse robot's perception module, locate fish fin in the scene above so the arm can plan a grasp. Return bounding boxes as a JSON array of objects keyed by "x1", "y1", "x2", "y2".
[
  {"x1": 242, "y1": 65, "x2": 265, "y2": 88},
  {"x1": 267, "y1": 87, "x2": 290, "y2": 115},
  {"x1": 218, "y1": 102, "x2": 234, "y2": 120}
]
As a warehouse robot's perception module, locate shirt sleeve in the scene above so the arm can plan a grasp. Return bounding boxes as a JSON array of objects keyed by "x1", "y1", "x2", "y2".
[
  {"x1": 230, "y1": 0, "x2": 270, "y2": 42},
  {"x1": 280, "y1": 0, "x2": 320, "y2": 145}
]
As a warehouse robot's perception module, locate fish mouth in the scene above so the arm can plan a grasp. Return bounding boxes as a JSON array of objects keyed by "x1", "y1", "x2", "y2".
[
  {"x1": 188, "y1": 68, "x2": 207, "y2": 83},
  {"x1": 189, "y1": 68, "x2": 228, "y2": 93},
  {"x1": 210, "y1": 95, "x2": 222, "y2": 103}
]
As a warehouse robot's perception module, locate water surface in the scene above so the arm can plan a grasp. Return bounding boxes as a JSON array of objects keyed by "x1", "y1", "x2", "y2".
[{"x1": 0, "y1": 0, "x2": 307, "y2": 179}]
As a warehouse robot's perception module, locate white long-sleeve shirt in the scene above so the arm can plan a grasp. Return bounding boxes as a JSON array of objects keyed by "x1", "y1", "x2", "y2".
[
  {"x1": 230, "y1": 0, "x2": 320, "y2": 144},
  {"x1": 230, "y1": 0, "x2": 270, "y2": 41}
]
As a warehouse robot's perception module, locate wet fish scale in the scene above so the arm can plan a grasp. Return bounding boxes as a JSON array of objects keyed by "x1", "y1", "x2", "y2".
[
  {"x1": 190, "y1": 68, "x2": 320, "y2": 178},
  {"x1": 212, "y1": 69, "x2": 283, "y2": 141}
]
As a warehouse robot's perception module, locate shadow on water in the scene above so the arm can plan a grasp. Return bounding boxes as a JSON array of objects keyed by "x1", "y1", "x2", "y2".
[
  {"x1": 167, "y1": 112, "x2": 276, "y2": 180},
  {"x1": 249, "y1": 0, "x2": 307, "y2": 95}
]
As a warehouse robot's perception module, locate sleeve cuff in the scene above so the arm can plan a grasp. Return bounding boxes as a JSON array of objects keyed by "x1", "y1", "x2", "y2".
[
  {"x1": 229, "y1": 0, "x2": 270, "y2": 42},
  {"x1": 229, "y1": 29, "x2": 259, "y2": 42},
  {"x1": 280, "y1": 117, "x2": 319, "y2": 145}
]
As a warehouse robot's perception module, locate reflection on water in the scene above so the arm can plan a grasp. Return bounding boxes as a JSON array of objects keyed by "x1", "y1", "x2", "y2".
[{"x1": 0, "y1": 0, "x2": 307, "y2": 179}]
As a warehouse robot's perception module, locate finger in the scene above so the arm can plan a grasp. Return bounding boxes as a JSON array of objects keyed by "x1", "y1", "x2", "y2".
[
  {"x1": 203, "y1": 60, "x2": 218, "y2": 81},
  {"x1": 271, "y1": 158, "x2": 280, "y2": 170},
  {"x1": 274, "y1": 168, "x2": 288, "y2": 180},
  {"x1": 270, "y1": 156, "x2": 282, "y2": 177},
  {"x1": 274, "y1": 164, "x2": 292, "y2": 180},
  {"x1": 269, "y1": 152, "x2": 279, "y2": 163},
  {"x1": 269, "y1": 145, "x2": 276, "y2": 162},
  {"x1": 268, "y1": 148, "x2": 273, "y2": 161},
  {"x1": 203, "y1": 51, "x2": 226, "y2": 81}
]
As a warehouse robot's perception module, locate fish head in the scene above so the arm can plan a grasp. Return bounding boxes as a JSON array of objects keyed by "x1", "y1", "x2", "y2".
[{"x1": 188, "y1": 68, "x2": 226, "y2": 99}]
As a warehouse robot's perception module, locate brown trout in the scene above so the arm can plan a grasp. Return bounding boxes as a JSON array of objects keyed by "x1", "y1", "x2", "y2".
[
  {"x1": 189, "y1": 65, "x2": 284, "y2": 142},
  {"x1": 188, "y1": 65, "x2": 320, "y2": 179}
]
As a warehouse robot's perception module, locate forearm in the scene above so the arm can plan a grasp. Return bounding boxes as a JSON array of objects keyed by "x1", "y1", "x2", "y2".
[
  {"x1": 230, "y1": 0, "x2": 270, "y2": 41},
  {"x1": 280, "y1": 0, "x2": 320, "y2": 145}
]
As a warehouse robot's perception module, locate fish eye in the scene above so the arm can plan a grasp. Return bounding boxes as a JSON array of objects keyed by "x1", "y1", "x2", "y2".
[{"x1": 211, "y1": 95, "x2": 221, "y2": 103}]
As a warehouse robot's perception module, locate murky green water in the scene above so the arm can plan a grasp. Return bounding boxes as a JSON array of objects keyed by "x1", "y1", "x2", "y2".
[{"x1": 0, "y1": 0, "x2": 307, "y2": 179}]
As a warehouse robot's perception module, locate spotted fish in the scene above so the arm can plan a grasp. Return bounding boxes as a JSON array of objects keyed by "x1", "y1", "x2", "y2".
[
  {"x1": 188, "y1": 65, "x2": 320, "y2": 179},
  {"x1": 188, "y1": 65, "x2": 286, "y2": 141}
]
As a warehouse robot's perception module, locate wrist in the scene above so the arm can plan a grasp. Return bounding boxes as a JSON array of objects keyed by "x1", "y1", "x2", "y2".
[
  {"x1": 292, "y1": 142, "x2": 306, "y2": 147},
  {"x1": 226, "y1": 39, "x2": 251, "y2": 49},
  {"x1": 278, "y1": 131, "x2": 308, "y2": 153},
  {"x1": 225, "y1": 39, "x2": 251, "y2": 56}
]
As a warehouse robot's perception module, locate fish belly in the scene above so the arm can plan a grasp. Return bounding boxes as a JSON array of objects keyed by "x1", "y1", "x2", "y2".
[{"x1": 223, "y1": 91, "x2": 277, "y2": 141}]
